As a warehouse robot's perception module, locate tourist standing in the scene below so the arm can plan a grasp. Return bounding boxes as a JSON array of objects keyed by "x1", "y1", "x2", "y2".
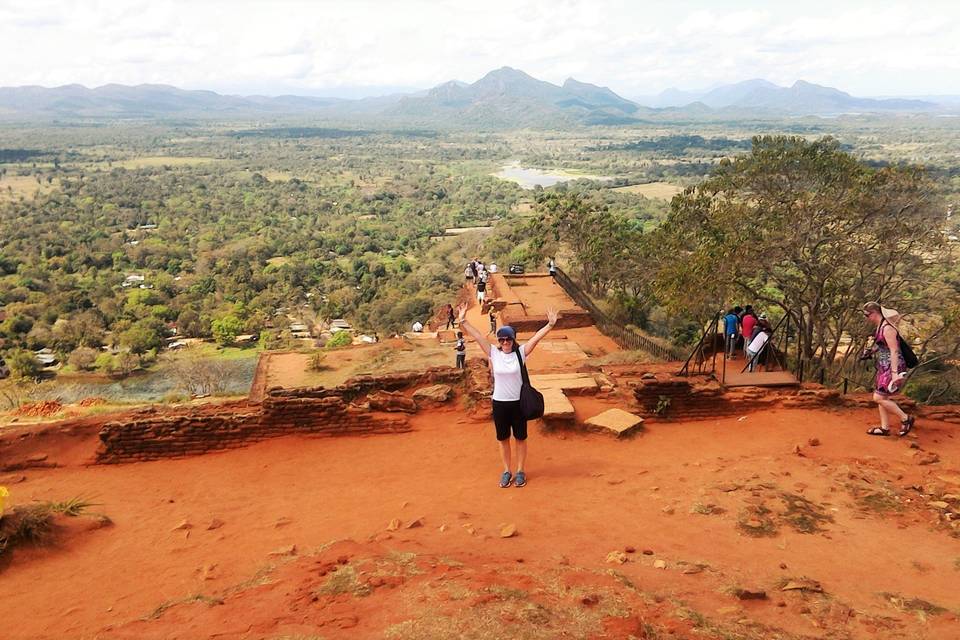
[
  {"x1": 863, "y1": 302, "x2": 915, "y2": 437},
  {"x1": 488, "y1": 308, "x2": 497, "y2": 335},
  {"x1": 412, "y1": 320, "x2": 424, "y2": 333},
  {"x1": 476, "y1": 278, "x2": 487, "y2": 304},
  {"x1": 745, "y1": 322, "x2": 770, "y2": 372},
  {"x1": 723, "y1": 308, "x2": 740, "y2": 359},
  {"x1": 446, "y1": 304, "x2": 456, "y2": 330},
  {"x1": 741, "y1": 306, "x2": 758, "y2": 357},
  {"x1": 457, "y1": 303, "x2": 559, "y2": 488},
  {"x1": 454, "y1": 332, "x2": 466, "y2": 369},
  {"x1": 548, "y1": 257, "x2": 557, "y2": 281}
]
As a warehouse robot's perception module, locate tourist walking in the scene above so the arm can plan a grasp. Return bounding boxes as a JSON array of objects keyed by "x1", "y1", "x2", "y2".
[
  {"x1": 454, "y1": 332, "x2": 466, "y2": 369},
  {"x1": 446, "y1": 304, "x2": 456, "y2": 330},
  {"x1": 488, "y1": 308, "x2": 497, "y2": 335},
  {"x1": 476, "y1": 278, "x2": 487, "y2": 304},
  {"x1": 548, "y1": 257, "x2": 557, "y2": 281},
  {"x1": 457, "y1": 303, "x2": 559, "y2": 488},
  {"x1": 723, "y1": 307, "x2": 740, "y2": 359},
  {"x1": 862, "y1": 302, "x2": 915, "y2": 437}
]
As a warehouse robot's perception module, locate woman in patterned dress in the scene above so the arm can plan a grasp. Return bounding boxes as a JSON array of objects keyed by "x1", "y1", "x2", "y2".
[{"x1": 862, "y1": 302, "x2": 915, "y2": 437}]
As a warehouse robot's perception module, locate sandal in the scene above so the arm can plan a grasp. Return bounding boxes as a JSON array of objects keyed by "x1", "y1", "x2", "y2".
[
  {"x1": 514, "y1": 471, "x2": 527, "y2": 488},
  {"x1": 898, "y1": 416, "x2": 915, "y2": 437},
  {"x1": 499, "y1": 471, "x2": 513, "y2": 488},
  {"x1": 866, "y1": 426, "x2": 890, "y2": 436}
]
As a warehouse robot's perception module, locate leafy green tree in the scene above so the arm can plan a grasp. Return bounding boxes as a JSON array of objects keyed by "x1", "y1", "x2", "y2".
[
  {"x1": 325, "y1": 331, "x2": 352, "y2": 349},
  {"x1": 648, "y1": 136, "x2": 944, "y2": 364},
  {"x1": 211, "y1": 314, "x2": 244, "y2": 346},
  {"x1": 7, "y1": 349, "x2": 42, "y2": 380},
  {"x1": 119, "y1": 317, "x2": 167, "y2": 357}
]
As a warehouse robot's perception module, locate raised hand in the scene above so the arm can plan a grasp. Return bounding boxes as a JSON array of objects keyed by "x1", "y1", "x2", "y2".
[
  {"x1": 546, "y1": 307, "x2": 559, "y2": 327},
  {"x1": 457, "y1": 303, "x2": 468, "y2": 323}
]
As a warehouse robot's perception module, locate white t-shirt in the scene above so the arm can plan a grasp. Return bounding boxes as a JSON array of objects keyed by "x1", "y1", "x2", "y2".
[
  {"x1": 490, "y1": 343, "x2": 527, "y2": 401},
  {"x1": 748, "y1": 331, "x2": 769, "y2": 352},
  {"x1": 412, "y1": 321, "x2": 423, "y2": 332},
  {"x1": 489, "y1": 263, "x2": 498, "y2": 273}
]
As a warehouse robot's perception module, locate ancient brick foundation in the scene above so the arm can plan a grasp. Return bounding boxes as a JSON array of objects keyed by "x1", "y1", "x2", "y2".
[
  {"x1": 631, "y1": 376, "x2": 855, "y2": 421},
  {"x1": 95, "y1": 367, "x2": 464, "y2": 464}
]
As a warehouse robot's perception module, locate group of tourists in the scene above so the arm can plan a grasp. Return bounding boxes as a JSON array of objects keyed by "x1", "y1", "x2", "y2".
[
  {"x1": 465, "y1": 257, "x2": 496, "y2": 304},
  {"x1": 723, "y1": 305, "x2": 773, "y2": 371},
  {"x1": 451, "y1": 257, "x2": 921, "y2": 487}
]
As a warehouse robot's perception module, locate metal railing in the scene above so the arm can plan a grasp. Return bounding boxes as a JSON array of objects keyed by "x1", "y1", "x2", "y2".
[
  {"x1": 554, "y1": 268, "x2": 684, "y2": 361},
  {"x1": 678, "y1": 312, "x2": 721, "y2": 376}
]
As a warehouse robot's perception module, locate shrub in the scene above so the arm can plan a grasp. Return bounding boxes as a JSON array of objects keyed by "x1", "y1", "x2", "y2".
[
  {"x1": 6, "y1": 349, "x2": 42, "y2": 380},
  {"x1": 68, "y1": 346, "x2": 98, "y2": 371},
  {"x1": 94, "y1": 352, "x2": 115, "y2": 374},
  {"x1": 325, "y1": 331, "x2": 352, "y2": 349}
]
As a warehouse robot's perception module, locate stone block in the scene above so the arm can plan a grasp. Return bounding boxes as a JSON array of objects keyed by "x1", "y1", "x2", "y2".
[
  {"x1": 542, "y1": 388, "x2": 575, "y2": 421},
  {"x1": 584, "y1": 408, "x2": 645, "y2": 438},
  {"x1": 529, "y1": 373, "x2": 598, "y2": 394}
]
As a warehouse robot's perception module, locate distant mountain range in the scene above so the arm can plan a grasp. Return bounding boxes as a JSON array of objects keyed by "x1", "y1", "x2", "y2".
[
  {"x1": 636, "y1": 78, "x2": 937, "y2": 113},
  {"x1": 0, "y1": 68, "x2": 955, "y2": 126}
]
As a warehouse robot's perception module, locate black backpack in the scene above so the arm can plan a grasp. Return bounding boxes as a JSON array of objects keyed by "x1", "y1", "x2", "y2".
[{"x1": 881, "y1": 321, "x2": 919, "y2": 369}]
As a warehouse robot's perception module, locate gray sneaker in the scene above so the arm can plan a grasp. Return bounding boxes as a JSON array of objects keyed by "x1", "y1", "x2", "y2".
[{"x1": 499, "y1": 471, "x2": 512, "y2": 488}]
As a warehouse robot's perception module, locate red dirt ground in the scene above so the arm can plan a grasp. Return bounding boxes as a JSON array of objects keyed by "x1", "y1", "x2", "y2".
[
  {"x1": 2, "y1": 406, "x2": 959, "y2": 639},
  {"x1": 2, "y1": 280, "x2": 959, "y2": 639}
]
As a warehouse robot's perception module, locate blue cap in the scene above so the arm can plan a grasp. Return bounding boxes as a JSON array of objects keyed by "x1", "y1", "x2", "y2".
[{"x1": 496, "y1": 326, "x2": 516, "y2": 340}]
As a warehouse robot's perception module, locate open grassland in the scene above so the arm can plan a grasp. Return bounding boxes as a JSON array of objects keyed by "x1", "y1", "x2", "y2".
[{"x1": 610, "y1": 181, "x2": 683, "y2": 199}]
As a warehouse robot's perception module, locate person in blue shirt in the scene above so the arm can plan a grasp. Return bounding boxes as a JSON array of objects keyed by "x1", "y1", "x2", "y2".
[{"x1": 724, "y1": 307, "x2": 741, "y2": 359}]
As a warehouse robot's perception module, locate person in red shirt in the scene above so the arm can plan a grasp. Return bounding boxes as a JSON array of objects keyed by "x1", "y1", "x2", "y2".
[{"x1": 740, "y1": 305, "x2": 758, "y2": 358}]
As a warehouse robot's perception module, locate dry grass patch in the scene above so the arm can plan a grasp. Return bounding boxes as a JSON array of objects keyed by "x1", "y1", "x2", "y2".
[
  {"x1": 0, "y1": 496, "x2": 102, "y2": 557},
  {"x1": 611, "y1": 182, "x2": 683, "y2": 200}
]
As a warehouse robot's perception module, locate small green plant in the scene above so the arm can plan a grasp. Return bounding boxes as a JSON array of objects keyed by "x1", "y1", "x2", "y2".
[
  {"x1": 307, "y1": 351, "x2": 328, "y2": 371},
  {"x1": 654, "y1": 395, "x2": 671, "y2": 416}
]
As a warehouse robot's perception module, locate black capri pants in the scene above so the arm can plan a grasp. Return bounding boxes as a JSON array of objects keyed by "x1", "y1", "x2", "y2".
[{"x1": 492, "y1": 399, "x2": 528, "y2": 441}]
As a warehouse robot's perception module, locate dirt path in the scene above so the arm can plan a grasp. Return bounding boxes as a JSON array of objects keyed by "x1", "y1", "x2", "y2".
[{"x1": 2, "y1": 405, "x2": 959, "y2": 639}]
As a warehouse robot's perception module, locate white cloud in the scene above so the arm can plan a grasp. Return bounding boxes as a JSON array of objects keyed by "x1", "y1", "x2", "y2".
[{"x1": 0, "y1": 0, "x2": 958, "y2": 96}]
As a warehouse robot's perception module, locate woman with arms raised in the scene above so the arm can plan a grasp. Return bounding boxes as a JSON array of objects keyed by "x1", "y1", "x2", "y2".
[{"x1": 457, "y1": 303, "x2": 559, "y2": 488}]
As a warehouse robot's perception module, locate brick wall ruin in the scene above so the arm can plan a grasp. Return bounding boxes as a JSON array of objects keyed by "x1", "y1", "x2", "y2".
[{"x1": 95, "y1": 367, "x2": 464, "y2": 464}]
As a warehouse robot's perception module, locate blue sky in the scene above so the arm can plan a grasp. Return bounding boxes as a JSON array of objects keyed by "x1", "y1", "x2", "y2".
[{"x1": 1, "y1": 0, "x2": 958, "y2": 98}]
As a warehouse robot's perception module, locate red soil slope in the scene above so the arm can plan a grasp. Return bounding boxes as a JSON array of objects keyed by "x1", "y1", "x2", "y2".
[{"x1": 1, "y1": 404, "x2": 958, "y2": 639}]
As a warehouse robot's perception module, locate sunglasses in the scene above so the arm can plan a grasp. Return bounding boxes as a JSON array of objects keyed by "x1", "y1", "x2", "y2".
[{"x1": 497, "y1": 337, "x2": 514, "y2": 343}]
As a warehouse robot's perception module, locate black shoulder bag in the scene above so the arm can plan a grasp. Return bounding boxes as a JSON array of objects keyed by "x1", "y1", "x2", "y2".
[
  {"x1": 880, "y1": 320, "x2": 919, "y2": 369},
  {"x1": 514, "y1": 348, "x2": 545, "y2": 420}
]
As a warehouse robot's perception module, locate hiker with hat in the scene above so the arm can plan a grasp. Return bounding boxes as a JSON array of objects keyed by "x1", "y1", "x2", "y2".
[
  {"x1": 862, "y1": 302, "x2": 916, "y2": 437},
  {"x1": 457, "y1": 302, "x2": 559, "y2": 488}
]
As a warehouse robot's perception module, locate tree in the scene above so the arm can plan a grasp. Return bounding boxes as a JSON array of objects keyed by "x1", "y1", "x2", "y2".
[
  {"x1": 7, "y1": 349, "x2": 42, "y2": 380},
  {"x1": 67, "y1": 346, "x2": 98, "y2": 371},
  {"x1": 649, "y1": 136, "x2": 944, "y2": 367},
  {"x1": 211, "y1": 314, "x2": 244, "y2": 346},
  {"x1": 119, "y1": 317, "x2": 167, "y2": 357}
]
